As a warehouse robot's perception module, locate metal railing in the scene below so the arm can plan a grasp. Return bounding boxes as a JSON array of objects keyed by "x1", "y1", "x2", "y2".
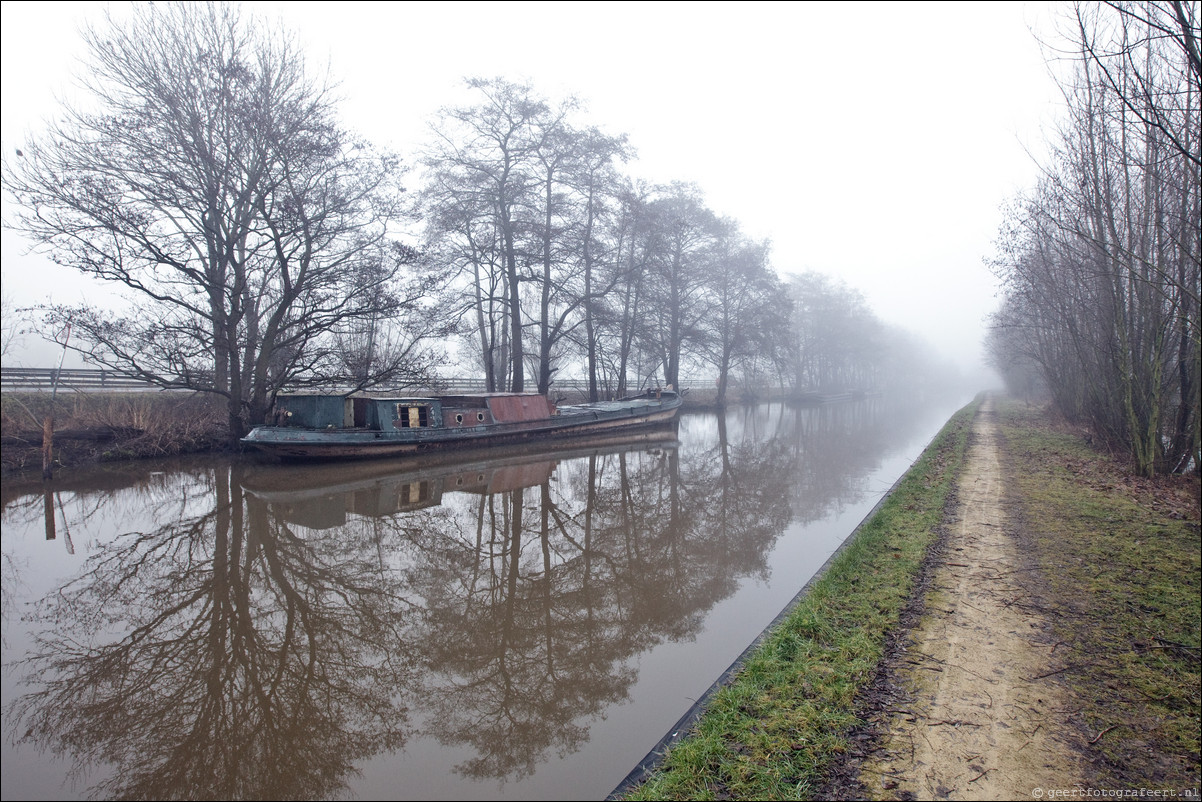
[
  {"x1": 1, "y1": 367, "x2": 164, "y2": 390},
  {"x1": 2, "y1": 367, "x2": 716, "y2": 394}
]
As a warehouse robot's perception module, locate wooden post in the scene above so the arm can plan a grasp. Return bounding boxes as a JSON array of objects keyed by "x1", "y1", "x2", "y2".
[
  {"x1": 42, "y1": 414, "x2": 54, "y2": 480},
  {"x1": 43, "y1": 322, "x2": 72, "y2": 481},
  {"x1": 43, "y1": 486, "x2": 56, "y2": 540}
]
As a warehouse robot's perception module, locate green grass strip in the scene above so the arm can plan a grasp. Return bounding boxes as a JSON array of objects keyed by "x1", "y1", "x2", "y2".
[
  {"x1": 995, "y1": 399, "x2": 1200, "y2": 790},
  {"x1": 620, "y1": 397, "x2": 980, "y2": 801}
]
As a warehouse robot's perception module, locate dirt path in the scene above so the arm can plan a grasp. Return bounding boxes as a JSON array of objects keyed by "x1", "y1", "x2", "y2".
[{"x1": 859, "y1": 396, "x2": 1084, "y2": 800}]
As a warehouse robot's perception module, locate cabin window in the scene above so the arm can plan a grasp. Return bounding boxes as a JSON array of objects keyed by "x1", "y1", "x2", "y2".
[
  {"x1": 399, "y1": 481, "x2": 431, "y2": 505},
  {"x1": 455, "y1": 413, "x2": 464, "y2": 424},
  {"x1": 477, "y1": 412, "x2": 486, "y2": 422},
  {"x1": 395, "y1": 404, "x2": 431, "y2": 428}
]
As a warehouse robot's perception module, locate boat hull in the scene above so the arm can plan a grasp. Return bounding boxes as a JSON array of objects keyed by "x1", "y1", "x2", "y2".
[{"x1": 241, "y1": 391, "x2": 682, "y2": 461}]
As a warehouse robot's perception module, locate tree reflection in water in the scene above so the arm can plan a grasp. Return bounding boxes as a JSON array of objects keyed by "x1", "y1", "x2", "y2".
[
  {"x1": 5, "y1": 466, "x2": 416, "y2": 800},
  {"x1": 341, "y1": 436, "x2": 792, "y2": 783},
  {"x1": 3, "y1": 399, "x2": 944, "y2": 799}
]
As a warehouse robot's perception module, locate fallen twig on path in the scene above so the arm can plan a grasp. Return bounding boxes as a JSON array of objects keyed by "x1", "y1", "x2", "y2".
[{"x1": 1027, "y1": 664, "x2": 1078, "y2": 681}]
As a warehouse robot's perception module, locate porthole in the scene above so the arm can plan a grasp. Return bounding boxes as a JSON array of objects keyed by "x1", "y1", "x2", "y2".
[
  {"x1": 477, "y1": 412, "x2": 485, "y2": 422},
  {"x1": 455, "y1": 413, "x2": 463, "y2": 424}
]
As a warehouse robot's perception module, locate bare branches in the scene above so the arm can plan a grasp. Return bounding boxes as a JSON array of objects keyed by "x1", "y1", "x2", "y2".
[
  {"x1": 2, "y1": 2, "x2": 436, "y2": 439},
  {"x1": 989, "y1": 1, "x2": 1200, "y2": 476}
]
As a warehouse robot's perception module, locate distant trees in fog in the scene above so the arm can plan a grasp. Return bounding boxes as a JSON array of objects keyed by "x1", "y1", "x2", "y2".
[
  {"x1": 986, "y1": 1, "x2": 1199, "y2": 476},
  {"x1": 417, "y1": 78, "x2": 940, "y2": 405},
  {"x1": 419, "y1": 78, "x2": 795, "y2": 400},
  {"x1": 4, "y1": 2, "x2": 951, "y2": 436},
  {"x1": 786, "y1": 271, "x2": 947, "y2": 397}
]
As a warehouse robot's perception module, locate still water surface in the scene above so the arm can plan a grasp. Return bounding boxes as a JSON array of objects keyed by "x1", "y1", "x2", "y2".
[{"x1": 1, "y1": 394, "x2": 969, "y2": 801}]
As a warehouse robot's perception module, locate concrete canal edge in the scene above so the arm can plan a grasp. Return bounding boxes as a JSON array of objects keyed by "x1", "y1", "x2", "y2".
[{"x1": 606, "y1": 397, "x2": 980, "y2": 800}]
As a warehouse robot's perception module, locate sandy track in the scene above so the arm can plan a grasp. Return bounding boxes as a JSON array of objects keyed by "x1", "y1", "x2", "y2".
[{"x1": 860, "y1": 396, "x2": 1083, "y2": 800}]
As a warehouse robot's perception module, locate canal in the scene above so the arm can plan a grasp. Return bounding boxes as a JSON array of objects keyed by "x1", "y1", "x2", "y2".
[{"x1": 1, "y1": 392, "x2": 971, "y2": 800}]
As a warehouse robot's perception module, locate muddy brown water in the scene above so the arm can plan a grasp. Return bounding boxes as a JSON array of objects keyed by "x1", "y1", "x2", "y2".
[{"x1": 1, "y1": 393, "x2": 971, "y2": 801}]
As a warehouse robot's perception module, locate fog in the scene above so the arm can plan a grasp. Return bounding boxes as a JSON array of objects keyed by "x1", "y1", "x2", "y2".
[{"x1": 1, "y1": 1, "x2": 1064, "y2": 377}]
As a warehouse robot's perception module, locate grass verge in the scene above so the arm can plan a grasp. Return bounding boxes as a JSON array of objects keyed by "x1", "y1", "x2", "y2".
[
  {"x1": 995, "y1": 398, "x2": 1200, "y2": 790},
  {"x1": 617, "y1": 396, "x2": 981, "y2": 800}
]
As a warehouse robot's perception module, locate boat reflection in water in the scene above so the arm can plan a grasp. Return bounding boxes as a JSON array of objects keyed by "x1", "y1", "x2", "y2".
[{"x1": 239, "y1": 431, "x2": 675, "y2": 526}]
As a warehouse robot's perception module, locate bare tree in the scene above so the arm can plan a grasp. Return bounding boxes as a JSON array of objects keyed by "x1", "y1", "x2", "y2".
[
  {"x1": 787, "y1": 272, "x2": 882, "y2": 393},
  {"x1": 528, "y1": 111, "x2": 583, "y2": 395},
  {"x1": 2, "y1": 3, "x2": 439, "y2": 440},
  {"x1": 985, "y1": 292, "x2": 1049, "y2": 403},
  {"x1": 560, "y1": 130, "x2": 633, "y2": 400},
  {"x1": 698, "y1": 232, "x2": 789, "y2": 405},
  {"x1": 1082, "y1": 1, "x2": 1201, "y2": 171},
  {"x1": 584, "y1": 180, "x2": 658, "y2": 399},
  {"x1": 639, "y1": 183, "x2": 727, "y2": 389},
  {"x1": 421, "y1": 78, "x2": 550, "y2": 393},
  {"x1": 528, "y1": 122, "x2": 639, "y2": 396},
  {"x1": 419, "y1": 158, "x2": 510, "y2": 390},
  {"x1": 422, "y1": 79, "x2": 642, "y2": 397},
  {"x1": 989, "y1": 1, "x2": 1199, "y2": 475}
]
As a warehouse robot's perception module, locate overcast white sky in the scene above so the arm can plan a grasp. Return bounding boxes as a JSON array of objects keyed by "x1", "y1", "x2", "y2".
[{"x1": 1, "y1": 1, "x2": 1068, "y2": 373}]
